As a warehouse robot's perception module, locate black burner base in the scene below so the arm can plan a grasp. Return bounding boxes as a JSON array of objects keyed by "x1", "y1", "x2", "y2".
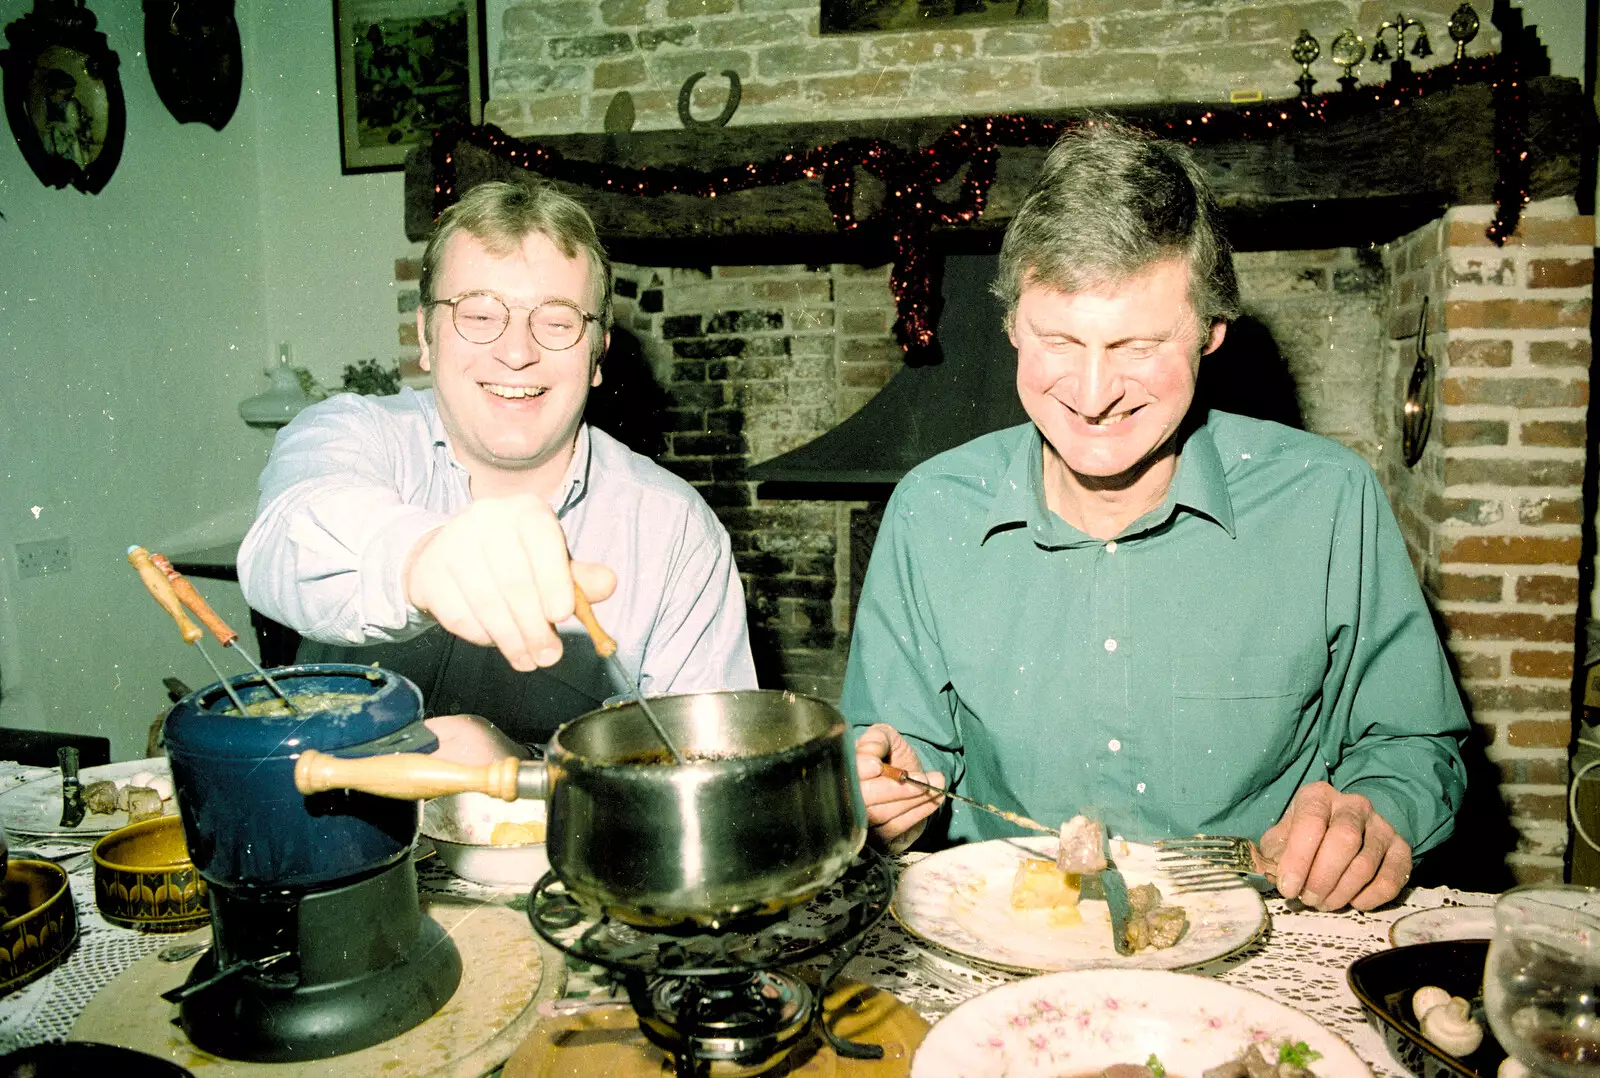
[
  {"x1": 177, "y1": 858, "x2": 461, "y2": 1063},
  {"x1": 635, "y1": 970, "x2": 813, "y2": 1066},
  {"x1": 531, "y1": 848, "x2": 895, "y2": 1078}
]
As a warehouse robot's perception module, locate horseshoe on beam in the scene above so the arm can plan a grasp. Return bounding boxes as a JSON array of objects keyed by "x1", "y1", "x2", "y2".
[{"x1": 678, "y1": 70, "x2": 741, "y2": 129}]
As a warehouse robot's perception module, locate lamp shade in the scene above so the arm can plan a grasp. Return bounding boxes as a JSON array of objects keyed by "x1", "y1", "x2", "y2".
[{"x1": 239, "y1": 357, "x2": 310, "y2": 427}]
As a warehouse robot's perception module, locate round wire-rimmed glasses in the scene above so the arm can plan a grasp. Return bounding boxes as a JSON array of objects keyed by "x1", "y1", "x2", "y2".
[{"x1": 427, "y1": 291, "x2": 600, "y2": 350}]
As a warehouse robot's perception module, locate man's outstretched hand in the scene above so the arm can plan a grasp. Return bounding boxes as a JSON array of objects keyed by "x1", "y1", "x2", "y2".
[{"x1": 404, "y1": 494, "x2": 616, "y2": 671}]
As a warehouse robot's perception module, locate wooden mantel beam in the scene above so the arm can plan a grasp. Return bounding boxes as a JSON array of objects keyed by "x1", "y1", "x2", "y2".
[{"x1": 404, "y1": 77, "x2": 1590, "y2": 262}]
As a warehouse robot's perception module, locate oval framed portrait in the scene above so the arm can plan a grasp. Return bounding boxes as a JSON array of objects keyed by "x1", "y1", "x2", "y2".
[{"x1": 1, "y1": 0, "x2": 126, "y2": 193}]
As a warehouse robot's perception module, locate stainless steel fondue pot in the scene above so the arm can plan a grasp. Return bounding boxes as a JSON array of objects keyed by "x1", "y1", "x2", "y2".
[{"x1": 295, "y1": 690, "x2": 867, "y2": 928}]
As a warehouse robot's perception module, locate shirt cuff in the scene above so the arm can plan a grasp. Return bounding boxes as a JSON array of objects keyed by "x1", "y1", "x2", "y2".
[{"x1": 357, "y1": 509, "x2": 452, "y2": 636}]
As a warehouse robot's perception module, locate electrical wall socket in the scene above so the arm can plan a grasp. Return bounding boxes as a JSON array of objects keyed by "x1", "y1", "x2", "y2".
[{"x1": 15, "y1": 538, "x2": 71, "y2": 578}]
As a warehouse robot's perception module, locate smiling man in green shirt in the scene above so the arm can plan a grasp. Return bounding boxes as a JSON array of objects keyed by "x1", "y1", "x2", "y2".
[{"x1": 842, "y1": 118, "x2": 1468, "y2": 912}]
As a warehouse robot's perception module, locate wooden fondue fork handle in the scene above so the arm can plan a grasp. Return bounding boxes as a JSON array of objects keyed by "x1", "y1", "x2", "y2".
[
  {"x1": 294, "y1": 748, "x2": 547, "y2": 801},
  {"x1": 149, "y1": 552, "x2": 237, "y2": 647},
  {"x1": 570, "y1": 586, "x2": 617, "y2": 658},
  {"x1": 127, "y1": 546, "x2": 202, "y2": 644}
]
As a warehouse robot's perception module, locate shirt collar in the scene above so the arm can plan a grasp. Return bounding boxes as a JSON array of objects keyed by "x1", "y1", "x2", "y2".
[
  {"x1": 981, "y1": 414, "x2": 1237, "y2": 544},
  {"x1": 550, "y1": 424, "x2": 592, "y2": 517},
  {"x1": 1165, "y1": 416, "x2": 1236, "y2": 537},
  {"x1": 420, "y1": 388, "x2": 592, "y2": 514},
  {"x1": 983, "y1": 425, "x2": 1053, "y2": 541}
]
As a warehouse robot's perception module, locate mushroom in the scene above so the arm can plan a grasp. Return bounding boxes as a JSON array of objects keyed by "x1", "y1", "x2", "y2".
[
  {"x1": 1419, "y1": 996, "x2": 1484, "y2": 1056},
  {"x1": 1413, "y1": 985, "x2": 1452, "y2": 1022},
  {"x1": 1497, "y1": 1058, "x2": 1529, "y2": 1078}
]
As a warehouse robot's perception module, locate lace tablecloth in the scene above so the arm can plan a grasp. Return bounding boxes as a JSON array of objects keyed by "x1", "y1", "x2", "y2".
[{"x1": 0, "y1": 759, "x2": 1495, "y2": 1077}]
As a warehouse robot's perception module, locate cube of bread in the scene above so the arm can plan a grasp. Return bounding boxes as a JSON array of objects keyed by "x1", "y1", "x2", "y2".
[{"x1": 1010, "y1": 857, "x2": 1082, "y2": 910}]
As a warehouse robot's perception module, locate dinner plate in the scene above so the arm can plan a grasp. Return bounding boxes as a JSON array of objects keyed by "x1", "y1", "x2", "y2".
[
  {"x1": 893, "y1": 836, "x2": 1268, "y2": 973},
  {"x1": 1389, "y1": 905, "x2": 1496, "y2": 947},
  {"x1": 1347, "y1": 940, "x2": 1503, "y2": 1078},
  {"x1": 0, "y1": 758, "x2": 176, "y2": 837},
  {"x1": 910, "y1": 968, "x2": 1373, "y2": 1078}
]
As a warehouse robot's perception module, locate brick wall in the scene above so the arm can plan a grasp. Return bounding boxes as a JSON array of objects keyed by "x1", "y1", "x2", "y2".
[
  {"x1": 1402, "y1": 198, "x2": 1592, "y2": 883},
  {"x1": 489, "y1": 0, "x2": 1499, "y2": 136}
]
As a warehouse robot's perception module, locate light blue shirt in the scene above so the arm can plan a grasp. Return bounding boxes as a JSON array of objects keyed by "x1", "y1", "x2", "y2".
[{"x1": 239, "y1": 388, "x2": 757, "y2": 744}]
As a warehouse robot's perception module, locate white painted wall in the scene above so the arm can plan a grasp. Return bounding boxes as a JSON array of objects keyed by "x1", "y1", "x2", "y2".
[{"x1": 0, "y1": 0, "x2": 404, "y2": 758}]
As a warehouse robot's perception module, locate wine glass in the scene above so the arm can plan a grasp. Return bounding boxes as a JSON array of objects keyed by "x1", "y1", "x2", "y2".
[{"x1": 1482, "y1": 884, "x2": 1600, "y2": 1077}]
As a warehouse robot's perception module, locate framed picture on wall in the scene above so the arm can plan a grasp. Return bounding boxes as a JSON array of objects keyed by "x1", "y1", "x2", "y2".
[
  {"x1": 0, "y1": 0, "x2": 126, "y2": 193},
  {"x1": 333, "y1": 0, "x2": 488, "y2": 174}
]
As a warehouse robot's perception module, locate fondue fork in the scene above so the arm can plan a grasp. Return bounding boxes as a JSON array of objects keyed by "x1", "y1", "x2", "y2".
[
  {"x1": 150, "y1": 552, "x2": 298, "y2": 714},
  {"x1": 128, "y1": 546, "x2": 250, "y2": 715},
  {"x1": 571, "y1": 584, "x2": 686, "y2": 766},
  {"x1": 878, "y1": 763, "x2": 1058, "y2": 837}
]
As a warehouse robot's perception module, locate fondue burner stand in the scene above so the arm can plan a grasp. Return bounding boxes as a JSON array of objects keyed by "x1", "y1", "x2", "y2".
[
  {"x1": 166, "y1": 855, "x2": 462, "y2": 1062},
  {"x1": 529, "y1": 850, "x2": 895, "y2": 1078}
]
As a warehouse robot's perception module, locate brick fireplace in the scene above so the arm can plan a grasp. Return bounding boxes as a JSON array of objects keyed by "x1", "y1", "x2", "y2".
[{"x1": 390, "y1": 1, "x2": 1596, "y2": 884}]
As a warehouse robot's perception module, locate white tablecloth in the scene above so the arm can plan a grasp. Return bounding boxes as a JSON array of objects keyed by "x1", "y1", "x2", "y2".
[{"x1": 0, "y1": 759, "x2": 1495, "y2": 1077}]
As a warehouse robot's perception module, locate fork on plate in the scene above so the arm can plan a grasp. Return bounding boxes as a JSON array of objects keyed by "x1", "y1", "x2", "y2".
[{"x1": 1154, "y1": 835, "x2": 1278, "y2": 894}]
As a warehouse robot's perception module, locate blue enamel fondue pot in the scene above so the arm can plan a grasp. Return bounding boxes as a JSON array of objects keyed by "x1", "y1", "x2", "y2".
[{"x1": 163, "y1": 664, "x2": 435, "y2": 890}]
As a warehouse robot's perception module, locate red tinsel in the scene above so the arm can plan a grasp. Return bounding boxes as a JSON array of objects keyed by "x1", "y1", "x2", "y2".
[{"x1": 430, "y1": 54, "x2": 1529, "y2": 364}]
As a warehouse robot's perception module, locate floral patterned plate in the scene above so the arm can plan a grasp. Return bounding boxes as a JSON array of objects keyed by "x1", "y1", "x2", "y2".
[
  {"x1": 909, "y1": 968, "x2": 1373, "y2": 1078},
  {"x1": 1388, "y1": 906, "x2": 1495, "y2": 947},
  {"x1": 893, "y1": 837, "x2": 1267, "y2": 973}
]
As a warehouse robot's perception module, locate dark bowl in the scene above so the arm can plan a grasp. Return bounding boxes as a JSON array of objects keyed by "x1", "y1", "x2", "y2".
[
  {"x1": 0, "y1": 859, "x2": 77, "y2": 995},
  {"x1": 93, "y1": 815, "x2": 210, "y2": 933},
  {"x1": 0, "y1": 1041, "x2": 194, "y2": 1076},
  {"x1": 1347, "y1": 939, "x2": 1504, "y2": 1078}
]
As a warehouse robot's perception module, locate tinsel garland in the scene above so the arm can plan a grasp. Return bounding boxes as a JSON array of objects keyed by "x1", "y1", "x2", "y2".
[{"x1": 430, "y1": 54, "x2": 1529, "y2": 363}]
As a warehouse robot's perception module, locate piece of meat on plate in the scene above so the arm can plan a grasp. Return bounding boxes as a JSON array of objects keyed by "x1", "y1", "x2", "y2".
[{"x1": 1056, "y1": 814, "x2": 1107, "y2": 874}]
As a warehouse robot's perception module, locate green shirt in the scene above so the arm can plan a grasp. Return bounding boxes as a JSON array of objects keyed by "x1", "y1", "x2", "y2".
[{"x1": 841, "y1": 411, "x2": 1468, "y2": 854}]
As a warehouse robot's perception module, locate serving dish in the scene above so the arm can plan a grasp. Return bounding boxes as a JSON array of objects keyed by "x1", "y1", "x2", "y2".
[
  {"x1": 421, "y1": 791, "x2": 549, "y2": 887},
  {"x1": 92, "y1": 815, "x2": 209, "y2": 932},
  {"x1": 0, "y1": 757, "x2": 175, "y2": 837},
  {"x1": 893, "y1": 836, "x2": 1267, "y2": 972},
  {"x1": 910, "y1": 967, "x2": 1372, "y2": 1078},
  {"x1": 0, "y1": 858, "x2": 78, "y2": 995},
  {"x1": 1347, "y1": 940, "x2": 1504, "y2": 1078}
]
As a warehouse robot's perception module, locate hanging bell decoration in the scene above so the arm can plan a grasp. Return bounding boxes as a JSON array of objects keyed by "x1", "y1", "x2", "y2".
[
  {"x1": 1369, "y1": 36, "x2": 1391, "y2": 63},
  {"x1": 143, "y1": 0, "x2": 241, "y2": 130},
  {"x1": 1412, "y1": 27, "x2": 1433, "y2": 59}
]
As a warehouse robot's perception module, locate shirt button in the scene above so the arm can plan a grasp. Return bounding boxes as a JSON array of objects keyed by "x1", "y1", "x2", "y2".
[
  {"x1": 1136, "y1": 782, "x2": 1146, "y2": 793},
  {"x1": 1105, "y1": 541, "x2": 1118, "y2": 553},
  {"x1": 1108, "y1": 738, "x2": 1121, "y2": 752},
  {"x1": 1104, "y1": 638, "x2": 1118, "y2": 652}
]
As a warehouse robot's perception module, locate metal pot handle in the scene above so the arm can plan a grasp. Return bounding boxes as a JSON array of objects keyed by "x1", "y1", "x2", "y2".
[{"x1": 293, "y1": 750, "x2": 549, "y2": 801}]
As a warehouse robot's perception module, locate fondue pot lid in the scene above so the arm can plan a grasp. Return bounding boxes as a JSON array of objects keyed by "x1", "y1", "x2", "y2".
[{"x1": 164, "y1": 664, "x2": 432, "y2": 761}]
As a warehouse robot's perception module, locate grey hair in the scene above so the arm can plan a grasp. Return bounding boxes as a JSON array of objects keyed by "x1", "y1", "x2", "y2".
[
  {"x1": 992, "y1": 116, "x2": 1240, "y2": 333},
  {"x1": 420, "y1": 179, "x2": 614, "y2": 336}
]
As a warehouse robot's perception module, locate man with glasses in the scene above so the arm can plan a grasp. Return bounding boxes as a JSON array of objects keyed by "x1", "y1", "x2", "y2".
[{"x1": 240, "y1": 180, "x2": 756, "y2": 759}]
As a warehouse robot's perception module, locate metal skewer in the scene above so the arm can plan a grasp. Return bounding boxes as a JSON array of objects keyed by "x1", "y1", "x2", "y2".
[
  {"x1": 570, "y1": 584, "x2": 686, "y2": 765},
  {"x1": 879, "y1": 763, "x2": 1058, "y2": 836},
  {"x1": 150, "y1": 552, "x2": 298, "y2": 714},
  {"x1": 127, "y1": 546, "x2": 251, "y2": 716}
]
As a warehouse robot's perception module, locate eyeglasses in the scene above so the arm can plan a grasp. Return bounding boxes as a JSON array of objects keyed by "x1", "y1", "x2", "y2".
[{"x1": 426, "y1": 291, "x2": 600, "y2": 350}]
